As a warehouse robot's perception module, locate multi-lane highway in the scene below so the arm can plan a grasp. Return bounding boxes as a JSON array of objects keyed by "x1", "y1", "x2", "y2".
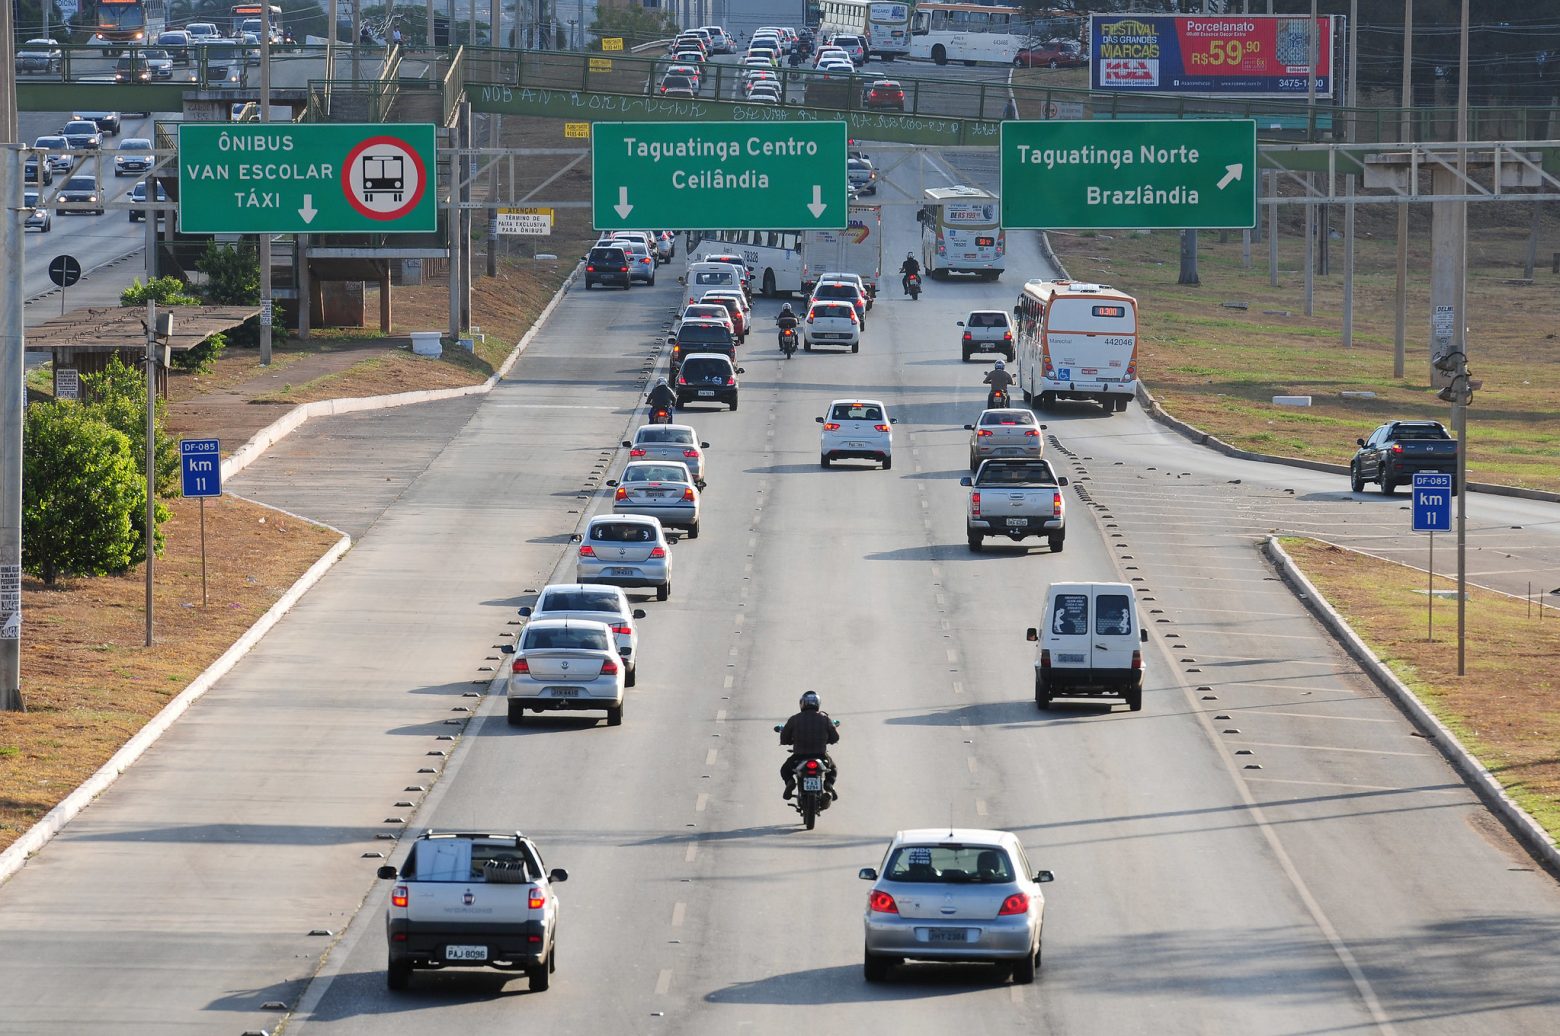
[{"x1": 2, "y1": 140, "x2": 1559, "y2": 1034}]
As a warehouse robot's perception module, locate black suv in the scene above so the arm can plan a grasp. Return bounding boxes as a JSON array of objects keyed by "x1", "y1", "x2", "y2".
[
  {"x1": 669, "y1": 320, "x2": 735, "y2": 373},
  {"x1": 584, "y1": 245, "x2": 632, "y2": 289},
  {"x1": 675, "y1": 354, "x2": 743, "y2": 411},
  {"x1": 1351, "y1": 420, "x2": 1459, "y2": 495}
]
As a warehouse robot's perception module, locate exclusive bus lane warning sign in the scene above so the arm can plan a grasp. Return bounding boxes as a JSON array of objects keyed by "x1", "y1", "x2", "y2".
[{"x1": 178, "y1": 123, "x2": 437, "y2": 234}]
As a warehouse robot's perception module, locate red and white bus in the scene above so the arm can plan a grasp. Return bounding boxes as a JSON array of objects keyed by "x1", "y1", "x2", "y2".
[{"x1": 1014, "y1": 280, "x2": 1139, "y2": 413}]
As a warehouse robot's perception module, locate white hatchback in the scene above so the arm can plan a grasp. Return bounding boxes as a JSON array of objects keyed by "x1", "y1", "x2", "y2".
[
  {"x1": 803, "y1": 300, "x2": 860, "y2": 352},
  {"x1": 818, "y1": 399, "x2": 895, "y2": 469}
]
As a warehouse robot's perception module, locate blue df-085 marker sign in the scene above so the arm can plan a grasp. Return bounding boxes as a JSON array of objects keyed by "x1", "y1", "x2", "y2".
[
  {"x1": 1411, "y1": 473, "x2": 1452, "y2": 532},
  {"x1": 181, "y1": 439, "x2": 222, "y2": 498}
]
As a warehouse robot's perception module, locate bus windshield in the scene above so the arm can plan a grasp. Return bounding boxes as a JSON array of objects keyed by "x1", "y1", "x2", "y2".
[{"x1": 97, "y1": 0, "x2": 147, "y2": 32}]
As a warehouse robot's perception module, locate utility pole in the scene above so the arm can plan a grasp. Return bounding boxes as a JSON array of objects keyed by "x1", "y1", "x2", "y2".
[
  {"x1": 1342, "y1": 0, "x2": 1357, "y2": 348},
  {"x1": 488, "y1": 0, "x2": 501, "y2": 277},
  {"x1": 259, "y1": 3, "x2": 274, "y2": 364},
  {"x1": 1394, "y1": 0, "x2": 1413, "y2": 379},
  {"x1": 143, "y1": 300, "x2": 158, "y2": 646},
  {"x1": 352, "y1": 0, "x2": 361, "y2": 81},
  {"x1": 1454, "y1": 0, "x2": 1470, "y2": 676},
  {"x1": 2, "y1": 0, "x2": 26, "y2": 711}
]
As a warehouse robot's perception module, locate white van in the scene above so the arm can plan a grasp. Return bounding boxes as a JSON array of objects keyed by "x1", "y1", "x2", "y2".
[
  {"x1": 681, "y1": 260, "x2": 738, "y2": 307},
  {"x1": 1025, "y1": 582, "x2": 1146, "y2": 712}
]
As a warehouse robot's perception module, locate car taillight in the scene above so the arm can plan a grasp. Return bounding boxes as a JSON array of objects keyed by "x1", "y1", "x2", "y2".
[
  {"x1": 869, "y1": 890, "x2": 899, "y2": 914},
  {"x1": 874, "y1": 424, "x2": 889, "y2": 432},
  {"x1": 1026, "y1": 429, "x2": 1039, "y2": 437},
  {"x1": 610, "y1": 624, "x2": 633, "y2": 636},
  {"x1": 682, "y1": 449, "x2": 699, "y2": 458},
  {"x1": 587, "y1": 265, "x2": 596, "y2": 271},
  {"x1": 392, "y1": 885, "x2": 409, "y2": 908},
  {"x1": 977, "y1": 429, "x2": 993, "y2": 437},
  {"x1": 998, "y1": 893, "x2": 1030, "y2": 916},
  {"x1": 1132, "y1": 649, "x2": 1142, "y2": 671},
  {"x1": 971, "y1": 491, "x2": 981, "y2": 517},
  {"x1": 823, "y1": 422, "x2": 841, "y2": 431},
  {"x1": 630, "y1": 448, "x2": 647, "y2": 457},
  {"x1": 1052, "y1": 492, "x2": 1063, "y2": 517},
  {"x1": 601, "y1": 657, "x2": 619, "y2": 676},
  {"x1": 512, "y1": 658, "x2": 530, "y2": 673},
  {"x1": 529, "y1": 887, "x2": 546, "y2": 909},
  {"x1": 807, "y1": 315, "x2": 814, "y2": 323},
  {"x1": 1391, "y1": 443, "x2": 1403, "y2": 453},
  {"x1": 578, "y1": 545, "x2": 596, "y2": 557},
  {"x1": 725, "y1": 377, "x2": 735, "y2": 386},
  {"x1": 677, "y1": 375, "x2": 688, "y2": 385},
  {"x1": 963, "y1": 332, "x2": 972, "y2": 341},
  {"x1": 620, "y1": 265, "x2": 629, "y2": 272},
  {"x1": 615, "y1": 487, "x2": 628, "y2": 500},
  {"x1": 649, "y1": 546, "x2": 667, "y2": 558},
  {"x1": 849, "y1": 312, "x2": 859, "y2": 324},
  {"x1": 682, "y1": 487, "x2": 696, "y2": 501},
  {"x1": 1126, "y1": 363, "x2": 1136, "y2": 378},
  {"x1": 1039, "y1": 648, "x2": 1050, "y2": 669},
  {"x1": 1004, "y1": 332, "x2": 1013, "y2": 341}
]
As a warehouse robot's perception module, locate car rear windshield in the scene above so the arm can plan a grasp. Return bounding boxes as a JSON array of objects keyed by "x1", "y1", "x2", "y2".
[
  {"x1": 590, "y1": 248, "x2": 626, "y2": 263},
  {"x1": 537, "y1": 590, "x2": 622, "y2": 613},
  {"x1": 1393, "y1": 424, "x2": 1450, "y2": 440},
  {"x1": 64, "y1": 176, "x2": 95, "y2": 190},
  {"x1": 831, "y1": 403, "x2": 883, "y2": 421},
  {"x1": 816, "y1": 284, "x2": 856, "y2": 298},
  {"x1": 636, "y1": 428, "x2": 694, "y2": 445},
  {"x1": 624, "y1": 465, "x2": 689, "y2": 483},
  {"x1": 678, "y1": 324, "x2": 732, "y2": 344},
  {"x1": 813, "y1": 304, "x2": 853, "y2": 320},
  {"x1": 693, "y1": 269, "x2": 734, "y2": 285},
  {"x1": 680, "y1": 358, "x2": 732, "y2": 379},
  {"x1": 1052, "y1": 594, "x2": 1088, "y2": 635},
  {"x1": 524, "y1": 626, "x2": 611, "y2": 651},
  {"x1": 407, "y1": 838, "x2": 539, "y2": 881},
  {"x1": 884, "y1": 845, "x2": 1014, "y2": 884},
  {"x1": 683, "y1": 306, "x2": 726, "y2": 320},
  {"x1": 590, "y1": 523, "x2": 657, "y2": 543},
  {"x1": 967, "y1": 311, "x2": 1010, "y2": 328},
  {"x1": 978, "y1": 463, "x2": 1056, "y2": 485},
  {"x1": 980, "y1": 411, "x2": 1035, "y2": 426}
]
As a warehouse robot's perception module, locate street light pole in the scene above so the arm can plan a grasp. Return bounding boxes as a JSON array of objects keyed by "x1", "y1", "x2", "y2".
[
  {"x1": 1, "y1": 146, "x2": 24, "y2": 712},
  {"x1": 259, "y1": 3, "x2": 273, "y2": 365},
  {"x1": 1454, "y1": 0, "x2": 1470, "y2": 676}
]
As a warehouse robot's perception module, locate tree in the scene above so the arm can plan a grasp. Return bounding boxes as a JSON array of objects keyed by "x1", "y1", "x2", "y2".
[
  {"x1": 79, "y1": 357, "x2": 175, "y2": 564},
  {"x1": 22, "y1": 403, "x2": 143, "y2": 585},
  {"x1": 588, "y1": 4, "x2": 678, "y2": 49},
  {"x1": 196, "y1": 242, "x2": 280, "y2": 347},
  {"x1": 1178, "y1": 229, "x2": 1200, "y2": 286},
  {"x1": 121, "y1": 278, "x2": 225, "y2": 372}
]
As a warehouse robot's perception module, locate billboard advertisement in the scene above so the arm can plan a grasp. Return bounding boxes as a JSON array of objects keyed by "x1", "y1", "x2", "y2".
[{"x1": 1090, "y1": 14, "x2": 1335, "y2": 98}]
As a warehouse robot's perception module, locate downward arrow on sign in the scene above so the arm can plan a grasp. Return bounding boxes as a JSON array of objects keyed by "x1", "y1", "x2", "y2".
[
  {"x1": 807, "y1": 185, "x2": 826, "y2": 219},
  {"x1": 298, "y1": 194, "x2": 317, "y2": 224},
  {"x1": 614, "y1": 186, "x2": 634, "y2": 220},
  {"x1": 1216, "y1": 164, "x2": 1244, "y2": 191}
]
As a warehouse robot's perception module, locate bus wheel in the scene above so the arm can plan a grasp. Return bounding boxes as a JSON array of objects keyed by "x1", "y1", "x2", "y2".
[
  {"x1": 763, "y1": 269, "x2": 775, "y2": 297},
  {"x1": 932, "y1": 45, "x2": 947, "y2": 66}
]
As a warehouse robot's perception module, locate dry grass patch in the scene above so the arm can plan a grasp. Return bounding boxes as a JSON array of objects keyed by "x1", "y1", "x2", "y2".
[
  {"x1": 1051, "y1": 207, "x2": 1560, "y2": 492},
  {"x1": 0, "y1": 496, "x2": 341, "y2": 854},
  {"x1": 1283, "y1": 538, "x2": 1560, "y2": 839}
]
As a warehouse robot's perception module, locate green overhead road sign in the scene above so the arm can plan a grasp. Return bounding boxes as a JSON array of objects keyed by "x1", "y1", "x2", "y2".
[
  {"x1": 177, "y1": 123, "x2": 438, "y2": 234},
  {"x1": 1000, "y1": 119, "x2": 1257, "y2": 230},
  {"x1": 591, "y1": 122, "x2": 848, "y2": 231}
]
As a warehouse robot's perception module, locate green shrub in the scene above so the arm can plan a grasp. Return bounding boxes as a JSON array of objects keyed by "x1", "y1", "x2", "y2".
[
  {"x1": 173, "y1": 329, "x2": 226, "y2": 373},
  {"x1": 121, "y1": 276, "x2": 200, "y2": 308},
  {"x1": 22, "y1": 403, "x2": 144, "y2": 584},
  {"x1": 80, "y1": 356, "x2": 179, "y2": 552}
]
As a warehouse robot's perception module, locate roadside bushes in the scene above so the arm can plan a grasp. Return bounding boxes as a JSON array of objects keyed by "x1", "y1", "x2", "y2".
[{"x1": 119, "y1": 276, "x2": 226, "y2": 373}]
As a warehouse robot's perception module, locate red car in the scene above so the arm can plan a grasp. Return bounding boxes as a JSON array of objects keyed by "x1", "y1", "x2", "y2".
[
  {"x1": 863, "y1": 80, "x2": 905, "y2": 111},
  {"x1": 1014, "y1": 41, "x2": 1086, "y2": 69}
]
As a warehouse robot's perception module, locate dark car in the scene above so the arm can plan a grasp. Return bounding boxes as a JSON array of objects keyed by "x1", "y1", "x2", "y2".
[
  {"x1": 674, "y1": 353, "x2": 743, "y2": 410},
  {"x1": 1350, "y1": 420, "x2": 1459, "y2": 495},
  {"x1": 60, "y1": 120, "x2": 103, "y2": 150},
  {"x1": 24, "y1": 153, "x2": 53, "y2": 186},
  {"x1": 59, "y1": 174, "x2": 104, "y2": 216},
  {"x1": 1015, "y1": 40, "x2": 1086, "y2": 69},
  {"x1": 72, "y1": 110, "x2": 122, "y2": 135},
  {"x1": 584, "y1": 245, "x2": 632, "y2": 290},
  {"x1": 129, "y1": 179, "x2": 171, "y2": 223},
  {"x1": 157, "y1": 30, "x2": 193, "y2": 65},
  {"x1": 115, "y1": 56, "x2": 152, "y2": 83},
  {"x1": 669, "y1": 320, "x2": 735, "y2": 374}
]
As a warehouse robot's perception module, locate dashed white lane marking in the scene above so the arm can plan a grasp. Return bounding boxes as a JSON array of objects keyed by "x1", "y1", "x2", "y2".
[
  {"x1": 1010, "y1": 985, "x2": 1024, "y2": 1005},
  {"x1": 705, "y1": 748, "x2": 718, "y2": 766},
  {"x1": 684, "y1": 843, "x2": 698, "y2": 864},
  {"x1": 1228, "y1": 740, "x2": 1431, "y2": 759},
  {"x1": 716, "y1": 709, "x2": 727, "y2": 723},
  {"x1": 723, "y1": 675, "x2": 734, "y2": 689},
  {"x1": 976, "y1": 799, "x2": 989, "y2": 816},
  {"x1": 952, "y1": 681, "x2": 963, "y2": 695},
  {"x1": 671, "y1": 902, "x2": 686, "y2": 927},
  {"x1": 733, "y1": 612, "x2": 744, "y2": 627},
  {"x1": 946, "y1": 649, "x2": 958, "y2": 663},
  {"x1": 695, "y1": 793, "x2": 709, "y2": 812},
  {"x1": 966, "y1": 756, "x2": 978, "y2": 774},
  {"x1": 1248, "y1": 710, "x2": 1399, "y2": 724},
  {"x1": 655, "y1": 969, "x2": 673, "y2": 995}
]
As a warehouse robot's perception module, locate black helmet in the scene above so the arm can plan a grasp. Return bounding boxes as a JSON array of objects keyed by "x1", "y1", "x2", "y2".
[{"x1": 799, "y1": 691, "x2": 820, "y2": 711}]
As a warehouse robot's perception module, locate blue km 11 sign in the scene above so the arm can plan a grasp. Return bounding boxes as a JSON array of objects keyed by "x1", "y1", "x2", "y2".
[
  {"x1": 1412, "y1": 473, "x2": 1452, "y2": 532},
  {"x1": 181, "y1": 438, "x2": 222, "y2": 498}
]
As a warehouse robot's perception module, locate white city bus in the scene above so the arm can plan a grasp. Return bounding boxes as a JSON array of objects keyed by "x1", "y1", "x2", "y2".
[
  {"x1": 909, "y1": 3, "x2": 1083, "y2": 65},
  {"x1": 919, "y1": 185, "x2": 1004, "y2": 279},
  {"x1": 817, "y1": 0, "x2": 911, "y2": 60},
  {"x1": 687, "y1": 229, "x2": 806, "y2": 297},
  {"x1": 1014, "y1": 279, "x2": 1139, "y2": 413}
]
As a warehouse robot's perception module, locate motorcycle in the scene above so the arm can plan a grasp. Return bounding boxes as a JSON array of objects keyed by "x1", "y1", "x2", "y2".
[
  {"x1": 905, "y1": 272, "x2": 921, "y2": 301},
  {"x1": 779, "y1": 325, "x2": 798, "y2": 358},
  {"x1": 987, "y1": 387, "x2": 1011, "y2": 409},
  {"x1": 775, "y1": 722, "x2": 839, "y2": 830},
  {"x1": 649, "y1": 404, "x2": 674, "y2": 424}
]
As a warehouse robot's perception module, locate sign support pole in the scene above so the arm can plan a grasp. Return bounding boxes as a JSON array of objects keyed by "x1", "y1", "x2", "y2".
[
  {"x1": 259, "y1": 3, "x2": 273, "y2": 365},
  {"x1": 143, "y1": 298, "x2": 156, "y2": 648},
  {"x1": 1428, "y1": 531, "x2": 1434, "y2": 642},
  {"x1": 200, "y1": 498, "x2": 208, "y2": 608},
  {"x1": 1, "y1": 145, "x2": 25, "y2": 712}
]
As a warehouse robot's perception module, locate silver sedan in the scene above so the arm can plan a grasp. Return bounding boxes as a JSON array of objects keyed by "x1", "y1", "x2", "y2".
[
  {"x1": 504, "y1": 618, "x2": 626, "y2": 726},
  {"x1": 623, "y1": 424, "x2": 709, "y2": 484},
  {"x1": 574, "y1": 514, "x2": 675, "y2": 601},
  {"x1": 859, "y1": 828, "x2": 1054, "y2": 983},
  {"x1": 608, "y1": 461, "x2": 702, "y2": 537}
]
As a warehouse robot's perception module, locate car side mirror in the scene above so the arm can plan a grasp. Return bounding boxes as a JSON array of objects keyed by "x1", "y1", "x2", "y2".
[
  {"x1": 632, "y1": 609, "x2": 647, "y2": 619},
  {"x1": 1034, "y1": 870, "x2": 1055, "y2": 883},
  {"x1": 1141, "y1": 628, "x2": 1149, "y2": 643},
  {"x1": 772, "y1": 724, "x2": 783, "y2": 733},
  {"x1": 963, "y1": 424, "x2": 974, "y2": 430},
  {"x1": 736, "y1": 367, "x2": 745, "y2": 375},
  {"x1": 606, "y1": 480, "x2": 619, "y2": 487},
  {"x1": 569, "y1": 533, "x2": 583, "y2": 543},
  {"x1": 815, "y1": 416, "x2": 824, "y2": 424},
  {"x1": 1356, "y1": 438, "x2": 1366, "y2": 447},
  {"x1": 666, "y1": 534, "x2": 681, "y2": 544},
  {"x1": 1058, "y1": 476, "x2": 1070, "y2": 486},
  {"x1": 518, "y1": 606, "x2": 532, "y2": 616},
  {"x1": 549, "y1": 868, "x2": 569, "y2": 883},
  {"x1": 833, "y1": 719, "x2": 840, "y2": 727},
  {"x1": 1039, "y1": 424, "x2": 1048, "y2": 430},
  {"x1": 959, "y1": 476, "x2": 972, "y2": 486},
  {"x1": 677, "y1": 275, "x2": 686, "y2": 284},
  {"x1": 696, "y1": 480, "x2": 707, "y2": 490},
  {"x1": 500, "y1": 644, "x2": 515, "y2": 654},
  {"x1": 1026, "y1": 627, "x2": 1038, "y2": 641},
  {"x1": 858, "y1": 867, "x2": 878, "y2": 880},
  {"x1": 889, "y1": 417, "x2": 898, "y2": 424},
  {"x1": 377, "y1": 865, "x2": 398, "y2": 879},
  {"x1": 621, "y1": 440, "x2": 632, "y2": 448},
  {"x1": 579, "y1": 256, "x2": 587, "y2": 262},
  {"x1": 956, "y1": 321, "x2": 965, "y2": 327},
  {"x1": 1013, "y1": 305, "x2": 1022, "y2": 316}
]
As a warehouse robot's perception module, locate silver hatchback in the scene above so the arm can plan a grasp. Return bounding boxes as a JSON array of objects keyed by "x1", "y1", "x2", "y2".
[
  {"x1": 859, "y1": 828, "x2": 1054, "y2": 983},
  {"x1": 574, "y1": 514, "x2": 675, "y2": 601}
]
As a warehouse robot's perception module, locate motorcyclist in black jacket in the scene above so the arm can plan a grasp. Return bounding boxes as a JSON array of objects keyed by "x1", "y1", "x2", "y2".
[
  {"x1": 899, "y1": 252, "x2": 922, "y2": 295},
  {"x1": 776, "y1": 303, "x2": 799, "y2": 345},
  {"x1": 779, "y1": 691, "x2": 839, "y2": 800},
  {"x1": 646, "y1": 377, "x2": 677, "y2": 413},
  {"x1": 983, "y1": 360, "x2": 1015, "y2": 408}
]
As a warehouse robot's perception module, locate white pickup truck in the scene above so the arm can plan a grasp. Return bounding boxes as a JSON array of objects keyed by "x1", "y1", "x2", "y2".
[
  {"x1": 959, "y1": 458, "x2": 1070, "y2": 553},
  {"x1": 378, "y1": 830, "x2": 568, "y2": 991}
]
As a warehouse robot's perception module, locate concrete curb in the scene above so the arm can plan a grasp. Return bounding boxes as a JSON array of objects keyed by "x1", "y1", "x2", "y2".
[
  {"x1": 1134, "y1": 382, "x2": 1560, "y2": 504},
  {"x1": 1262, "y1": 535, "x2": 1560, "y2": 877},
  {"x1": 222, "y1": 263, "x2": 582, "y2": 482},
  {"x1": 0, "y1": 530, "x2": 353, "y2": 886}
]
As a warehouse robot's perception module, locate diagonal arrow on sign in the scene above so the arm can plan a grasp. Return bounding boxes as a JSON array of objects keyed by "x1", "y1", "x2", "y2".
[
  {"x1": 1216, "y1": 163, "x2": 1244, "y2": 191},
  {"x1": 614, "y1": 186, "x2": 633, "y2": 220}
]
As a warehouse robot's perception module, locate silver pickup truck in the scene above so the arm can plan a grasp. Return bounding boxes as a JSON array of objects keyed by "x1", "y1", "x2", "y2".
[
  {"x1": 960, "y1": 458, "x2": 1069, "y2": 553},
  {"x1": 378, "y1": 830, "x2": 567, "y2": 991}
]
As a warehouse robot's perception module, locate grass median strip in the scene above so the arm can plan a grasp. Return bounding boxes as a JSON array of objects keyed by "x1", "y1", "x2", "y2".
[{"x1": 1282, "y1": 537, "x2": 1560, "y2": 841}]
